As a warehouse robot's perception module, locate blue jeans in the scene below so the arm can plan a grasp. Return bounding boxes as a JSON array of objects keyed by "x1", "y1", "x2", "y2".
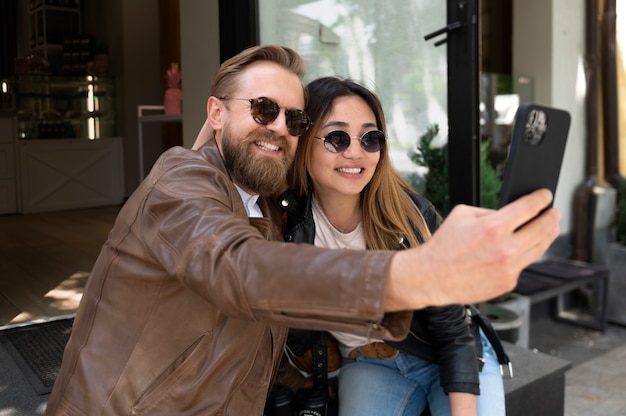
[{"x1": 338, "y1": 329, "x2": 505, "y2": 416}]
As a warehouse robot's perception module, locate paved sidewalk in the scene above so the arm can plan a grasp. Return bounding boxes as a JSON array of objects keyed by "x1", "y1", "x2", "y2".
[
  {"x1": 530, "y1": 316, "x2": 626, "y2": 416},
  {"x1": 564, "y1": 344, "x2": 626, "y2": 415}
]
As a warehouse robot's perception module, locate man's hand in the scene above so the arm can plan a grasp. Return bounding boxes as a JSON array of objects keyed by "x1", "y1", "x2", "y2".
[{"x1": 386, "y1": 189, "x2": 561, "y2": 310}]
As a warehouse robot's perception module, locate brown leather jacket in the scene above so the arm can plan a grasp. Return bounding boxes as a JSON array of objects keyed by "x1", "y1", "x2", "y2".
[{"x1": 45, "y1": 139, "x2": 410, "y2": 416}]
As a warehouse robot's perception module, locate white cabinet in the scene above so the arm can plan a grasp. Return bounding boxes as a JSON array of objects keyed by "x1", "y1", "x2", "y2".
[
  {"x1": 0, "y1": 116, "x2": 124, "y2": 214},
  {"x1": 2, "y1": 63, "x2": 123, "y2": 214},
  {"x1": 18, "y1": 137, "x2": 124, "y2": 213}
]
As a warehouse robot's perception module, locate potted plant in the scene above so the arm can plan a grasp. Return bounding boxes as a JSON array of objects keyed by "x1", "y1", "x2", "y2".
[
  {"x1": 408, "y1": 125, "x2": 502, "y2": 214},
  {"x1": 407, "y1": 124, "x2": 450, "y2": 215},
  {"x1": 607, "y1": 179, "x2": 626, "y2": 324}
]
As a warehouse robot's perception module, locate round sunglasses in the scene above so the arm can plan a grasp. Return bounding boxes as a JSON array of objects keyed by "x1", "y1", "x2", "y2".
[
  {"x1": 218, "y1": 96, "x2": 313, "y2": 136},
  {"x1": 315, "y1": 130, "x2": 386, "y2": 153}
]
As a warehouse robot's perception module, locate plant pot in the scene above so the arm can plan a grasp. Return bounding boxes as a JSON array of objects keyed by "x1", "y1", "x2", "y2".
[
  {"x1": 480, "y1": 292, "x2": 531, "y2": 347},
  {"x1": 482, "y1": 303, "x2": 522, "y2": 344},
  {"x1": 607, "y1": 242, "x2": 626, "y2": 325}
]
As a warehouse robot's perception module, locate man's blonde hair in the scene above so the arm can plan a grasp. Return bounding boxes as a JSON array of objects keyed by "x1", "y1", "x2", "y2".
[{"x1": 211, "y1": 45, "x2": 306, "y2": 99}]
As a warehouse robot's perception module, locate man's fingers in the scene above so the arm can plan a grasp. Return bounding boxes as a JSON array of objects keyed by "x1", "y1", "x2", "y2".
[
  {"x1": 497, "y1": 189, "x2": 554, "y2": 231},
  {"x1": 515, "y1": 206, "x2": 562, "y2": 257},
  {"x1": 492, "y1": 206, "x2": 562, "y2": 282}
]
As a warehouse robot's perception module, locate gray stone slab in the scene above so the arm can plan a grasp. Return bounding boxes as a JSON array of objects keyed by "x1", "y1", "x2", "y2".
[
  {"x1": 564, "y1": 344, "x2": 626, "y2": 416},
  {"x1": 503, "y1": 342, "x2": 572, "y2": 416}
]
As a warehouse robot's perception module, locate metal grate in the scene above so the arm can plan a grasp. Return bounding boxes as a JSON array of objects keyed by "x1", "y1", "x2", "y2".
[{"x1": 0, "y1": 318, "x2": 73, "y2": 395}]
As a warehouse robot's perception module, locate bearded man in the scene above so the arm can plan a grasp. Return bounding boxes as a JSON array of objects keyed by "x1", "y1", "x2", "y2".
[{"x1": 45, "y1": 45, "x2": 561, "y2": 416}]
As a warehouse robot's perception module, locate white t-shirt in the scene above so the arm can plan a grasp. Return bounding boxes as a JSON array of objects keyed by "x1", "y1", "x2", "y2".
[{"x1": 311, "y1": 199, "x2": 384, "y2": 357}]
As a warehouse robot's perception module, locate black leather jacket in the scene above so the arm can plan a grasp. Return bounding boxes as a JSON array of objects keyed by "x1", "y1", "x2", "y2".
[{"x1": 277, "y1": 189, "x2": 481, "y2": 395}]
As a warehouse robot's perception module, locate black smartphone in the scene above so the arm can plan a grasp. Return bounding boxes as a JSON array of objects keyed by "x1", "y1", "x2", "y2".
[{"x1": 498, "y1": 103, "x2": 571, "y2": 209}]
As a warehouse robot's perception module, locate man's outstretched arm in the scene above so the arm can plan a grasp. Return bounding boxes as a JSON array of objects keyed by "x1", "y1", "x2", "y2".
[{"x1": 386, "y1": 189, "x2": 561, "y2": 310}]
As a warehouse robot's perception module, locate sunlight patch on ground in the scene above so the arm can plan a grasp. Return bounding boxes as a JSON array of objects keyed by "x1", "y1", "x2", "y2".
[
  {"x1": 3, "y1": 271, "x2": 89, "y2": 327},
  {"x1": 43, "y1": 271, "x2": 89, "y2": 310}
]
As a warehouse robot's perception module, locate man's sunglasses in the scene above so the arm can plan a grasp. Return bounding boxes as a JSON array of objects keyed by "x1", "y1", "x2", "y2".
[
  {"x1": 315, "y1": 130, "x2": 386, "y2": 153},
  {"x1": 218, "y1": 96, "x2": 313, "y2": 136}
]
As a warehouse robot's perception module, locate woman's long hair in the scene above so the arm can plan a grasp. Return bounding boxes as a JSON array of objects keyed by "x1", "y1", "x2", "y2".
[{"x1": 289, "y1": 76, "x2": 432, "y2": 249}]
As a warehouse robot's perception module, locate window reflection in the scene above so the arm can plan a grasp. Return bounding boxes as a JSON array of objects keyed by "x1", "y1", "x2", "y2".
[{"x1": 259, "y1": 0, "x2": 447, "y2": 177}]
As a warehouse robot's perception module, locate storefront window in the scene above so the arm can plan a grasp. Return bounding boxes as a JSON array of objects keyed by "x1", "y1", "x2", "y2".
[{"x1": 259, "y1": 0, "x2": 446, "y2": 177}]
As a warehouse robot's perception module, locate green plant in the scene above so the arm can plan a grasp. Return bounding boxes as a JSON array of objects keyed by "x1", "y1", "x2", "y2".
[
  {"x1": 479, "y1": 139, "x2": 502, "y2": 210},
  {"x1": 408, "y1": 125, "x2": 450, "y2": 215},
  {"x1": 407, "y1": 124, "x2": 502, "y2": 217}
]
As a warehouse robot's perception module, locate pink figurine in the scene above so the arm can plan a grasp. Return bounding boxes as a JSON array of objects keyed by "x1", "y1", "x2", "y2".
[{"x1": 164, "y1": 62, "x2": 182, "y2": 114}]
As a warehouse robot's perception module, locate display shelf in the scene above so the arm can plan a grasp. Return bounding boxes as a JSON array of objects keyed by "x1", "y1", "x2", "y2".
[
  {"x1": 29, "y1": 0, "x2": 82, "y2": 74},
  {"x1": 1, "y1": 75, "x2": 123, "y2": 214},
  {"x1": 10, "y1": 74, "x2": 116, "y2": 140}
]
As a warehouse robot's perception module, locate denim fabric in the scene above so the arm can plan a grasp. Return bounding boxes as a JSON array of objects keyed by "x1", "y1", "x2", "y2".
[
  {"x1": 476, "y1": 328, "x2": 506, "y2": 415},
  {"x1": 338, "y1": 328, "x2": 505, "y2": 416}
]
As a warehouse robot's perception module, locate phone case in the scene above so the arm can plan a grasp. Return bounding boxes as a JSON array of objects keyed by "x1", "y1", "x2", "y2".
[{"x1": 498, "y1": 103, "x2": 571, "y2": 208}]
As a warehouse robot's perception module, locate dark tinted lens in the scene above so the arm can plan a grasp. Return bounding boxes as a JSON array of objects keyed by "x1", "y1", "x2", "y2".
[
  {"x1": 324, "y1": 131, "x2": 351, "y2": 153},
  {"x1": 322, "y1": 130, "x2": 385, "y2": 153},
  {"x1": 250, "y1": 97, "x2": 280, "y2": 124},
  {"x1": 285, "y1": 110, "x2": 313, "y2": 136},
  {"x1": 361, "y1": 130, "x2": 386, "y2": 152}
]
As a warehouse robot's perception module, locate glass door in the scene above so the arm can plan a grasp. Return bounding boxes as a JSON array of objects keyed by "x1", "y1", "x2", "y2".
[{"x1": 259, "y1": 0, "x2": 447, "y2": 181}]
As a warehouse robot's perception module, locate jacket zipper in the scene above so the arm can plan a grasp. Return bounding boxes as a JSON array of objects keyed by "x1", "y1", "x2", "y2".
[{"x1": 408, "y1": 329, "x2": 432, "y2": 345}]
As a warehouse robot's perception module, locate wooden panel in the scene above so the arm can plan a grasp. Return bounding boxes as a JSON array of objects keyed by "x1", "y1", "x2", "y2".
[
  {"x1": 0, "y1": 117, "x2": 16, "y2": 143},
  {"x1": 159, "y1": 0, "x2": 181, "y2": 82},
  {"x1": 0, "y1": 118, "x2": 17, "y2": 214},
  {"x1": 0, "y1": 179, "x2": 16, "y2": 214},
  {"x1": 159, "y1": 0, "x2": 182, "y2": 149},
  {"x1": 0, "y1": 143, "x2": 15, "y2": 178}
]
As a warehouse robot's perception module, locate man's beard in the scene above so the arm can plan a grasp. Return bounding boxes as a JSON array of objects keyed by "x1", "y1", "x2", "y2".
[{"x1": 221, "y1": 129, "x2": 293, "y2": 196}]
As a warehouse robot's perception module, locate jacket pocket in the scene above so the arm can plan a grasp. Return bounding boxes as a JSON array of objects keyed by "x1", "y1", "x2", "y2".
[
  {"x1": 54, "y1": 397, "x2": 90, "y2": 416},
  {"x1": 131, "y1": 335, "x2": 204, "y2": 414}
]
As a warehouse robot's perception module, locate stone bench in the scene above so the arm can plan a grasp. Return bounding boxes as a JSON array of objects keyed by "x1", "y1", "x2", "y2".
[
  {"x1": 503, "y1": 341, "x2": 572, "y2": 416},
  {"x1": 514, "y1": 256, "x2": 609, "y2": 331}
]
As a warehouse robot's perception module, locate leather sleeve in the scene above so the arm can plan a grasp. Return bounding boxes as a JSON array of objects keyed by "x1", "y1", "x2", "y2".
[
  {"x1": 404, "y1": 193, "x2": 480, "y2": 394},
  {"x1": 134, "y1": 146, "x2": 410, "y2": 341},
  {"x1": 422, "y1": 306, "x2": 480, "y2": 394}
]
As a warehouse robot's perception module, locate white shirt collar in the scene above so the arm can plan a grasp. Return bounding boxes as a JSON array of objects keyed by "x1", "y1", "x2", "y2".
[{"x1": 234, "y1": 184, "x2": 263, "y2": 218}]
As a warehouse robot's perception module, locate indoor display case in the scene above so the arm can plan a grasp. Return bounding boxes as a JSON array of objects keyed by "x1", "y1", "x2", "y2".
[
  {"x1": 29, "y1": 0, "x2": 82, "y2": 73},
  {"x1": 11, "y1": 74, "x2": 116, "y2": 140},
  {"x1": 0, "y1": 75, "x2": 123, "y2": 214}
]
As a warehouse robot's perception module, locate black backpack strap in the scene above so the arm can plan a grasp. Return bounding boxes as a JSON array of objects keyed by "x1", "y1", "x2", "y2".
[
  {"x1": 311, "y1": 334, "x2": 329, "y2": 389},
  {"x1": 285, "y1": 329, "x2": 330, "y2": 389},
  {"x1": 467, "y1": 305, "x2": 513, "y2": 379}
]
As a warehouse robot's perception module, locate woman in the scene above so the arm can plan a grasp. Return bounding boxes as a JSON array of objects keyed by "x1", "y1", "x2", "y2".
[{"x1": 278, "y1": 76, "x2": 506, "y2": 415}]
